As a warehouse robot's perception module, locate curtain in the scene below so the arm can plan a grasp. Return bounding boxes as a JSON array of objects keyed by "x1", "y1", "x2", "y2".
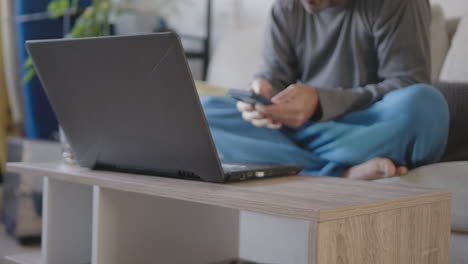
[{"x1": 0, "y1": 7, "x2": 15, "y2": 174}]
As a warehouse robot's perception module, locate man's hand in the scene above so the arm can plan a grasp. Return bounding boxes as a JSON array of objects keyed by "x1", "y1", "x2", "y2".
[
  {"x1": 256, "y1": 84, "x2": 319, "y2": 128},
  {"x1": 236, "y1": 79, "x2": 283, "y2": 129}
]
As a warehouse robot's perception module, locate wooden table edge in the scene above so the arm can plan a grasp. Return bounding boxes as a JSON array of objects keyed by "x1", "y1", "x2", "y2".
[
  {"x1": 7, "y1": 162, "x2": 451, "y2": 222},
  {"x1": 318, "y1": 191, "x2": 452, "y2": 222}
]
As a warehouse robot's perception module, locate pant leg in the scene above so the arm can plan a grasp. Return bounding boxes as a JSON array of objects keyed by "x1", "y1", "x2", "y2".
[
  {"x1": 200, "y1": 96, "x2": 336, "y2": 175},
  {"x1": 288, "y1": 84, "x2": 449, "y2": 169},
  {"x1": 201, "y1": 84, "x2": 449, "y2": 177}
]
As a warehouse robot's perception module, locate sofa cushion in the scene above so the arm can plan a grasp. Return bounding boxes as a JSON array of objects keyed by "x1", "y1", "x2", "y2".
[
  {"x1": 376, "y1": 161, "x2": 468, "y2": 232},
  {"x1": 440, "y1": 14, "x2": 468, "y2": 82},
  {"x1": 194, "y1": 81, "x2": 227, "y2": 97},
  {"x1": 430, "y1": 5, "x2": 450, "y2": 81},
  {"x1": 434, "y1": 82, "x2": 468, "y2": 161},
  {"x1": 207, "y1": 24, "x2": 265, "y2": 90}
]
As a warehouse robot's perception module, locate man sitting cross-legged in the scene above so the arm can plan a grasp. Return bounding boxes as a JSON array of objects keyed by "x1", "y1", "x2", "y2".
[{"x1": 201, "y1": 0, "x2": 449, "y2": 180}]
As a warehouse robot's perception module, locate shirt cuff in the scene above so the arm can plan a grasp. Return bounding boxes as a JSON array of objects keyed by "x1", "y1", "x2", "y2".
[{"x1": 315, "y1": 88, "x2": 358, "y2": 122}]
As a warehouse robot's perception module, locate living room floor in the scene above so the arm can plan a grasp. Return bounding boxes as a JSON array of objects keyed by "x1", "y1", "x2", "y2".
[
  {"x1": 0, "y1": 223, "x2": 40, "y2": 260},
  {"x1": 0, "y1": 186, "x2": 40, "y2": 260}
]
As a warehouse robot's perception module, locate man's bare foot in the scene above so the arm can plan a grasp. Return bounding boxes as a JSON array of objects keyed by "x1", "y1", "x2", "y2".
[{"x1": 343, "y1": 158, "x2": 408, "y2": 180}]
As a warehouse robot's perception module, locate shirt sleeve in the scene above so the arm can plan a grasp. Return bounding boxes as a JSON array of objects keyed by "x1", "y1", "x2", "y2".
[
  {"x1": 315, "y1": 0, "x2": 431, "y2": 122},
  {"x1": 255, "y1": 1, "x2": 299, "y2": 93}
]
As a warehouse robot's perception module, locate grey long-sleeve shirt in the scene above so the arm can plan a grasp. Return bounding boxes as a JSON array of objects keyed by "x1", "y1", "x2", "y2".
[{"x1": 256, "y1": 0, "x2": 431, "y2": 121}]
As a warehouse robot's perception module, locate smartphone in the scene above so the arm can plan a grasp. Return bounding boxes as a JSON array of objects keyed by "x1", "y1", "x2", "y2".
[{"x1": 227, "y1": 89, "x2": 273, "y2": 105}]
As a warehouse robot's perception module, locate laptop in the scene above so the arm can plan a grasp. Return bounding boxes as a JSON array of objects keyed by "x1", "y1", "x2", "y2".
[{"x1": 26, "y1": 33, "x2": 304, "y2": 183}]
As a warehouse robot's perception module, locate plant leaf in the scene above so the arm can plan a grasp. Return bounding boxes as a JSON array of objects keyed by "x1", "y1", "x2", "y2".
[
  {"x1": 72, "y1": 0, "x2": 79, "y2": 10},
  {"x1": 21, "y1": 68, "x2": 37, "y2": 85},
  {"x1": 24, "y1": 57, "x2": 34, "y2": 68},
  {"x1": 47, "y1": 0, "x2": 70, "y2": 19}
]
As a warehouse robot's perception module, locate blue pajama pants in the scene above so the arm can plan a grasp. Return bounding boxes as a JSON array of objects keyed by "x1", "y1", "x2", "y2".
[{"x1": 200, "y1": 84, "x2": 449, "y2": 177}]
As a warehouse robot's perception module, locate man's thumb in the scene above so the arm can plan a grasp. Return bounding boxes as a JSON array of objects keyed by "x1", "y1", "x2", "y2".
[{"x1": 272, "y1": 84, "x2": 297, "y2": 103}]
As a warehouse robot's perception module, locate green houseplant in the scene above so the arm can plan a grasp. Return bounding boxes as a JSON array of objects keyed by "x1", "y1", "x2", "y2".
[
  {"x1": 23, "y1": 0, "x2": 189, "y2": 84},
  {"x1": 23, "y1": 0, "x2": 122, "y2": 84}
]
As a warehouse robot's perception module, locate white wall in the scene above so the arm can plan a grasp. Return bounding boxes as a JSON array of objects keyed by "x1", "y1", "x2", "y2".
[
  {"x1": 122, "y1": 0, "x2": 274, "y2": 47},
  {"x1": 118, "y1": 0, "x2": 274, "y2": 79},
  {"x1": 166, "y1": 0, "x2": 274, "y2": 49},
  {"x1": 431, "y1": 0, "x2": 468, "y2": 19},
  {"x1": 172, "y1": 0, "x2": 274, "y2": 79}
]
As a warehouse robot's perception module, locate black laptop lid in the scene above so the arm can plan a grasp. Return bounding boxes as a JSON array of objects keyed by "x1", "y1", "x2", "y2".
[{"x1": 26, "y1": 33, "x2": 226, "y2": 182}]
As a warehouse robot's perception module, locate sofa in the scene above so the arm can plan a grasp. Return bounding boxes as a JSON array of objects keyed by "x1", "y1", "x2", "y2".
[{"x1": 204, "y1": 4, "x2": 468, "y2": 264}]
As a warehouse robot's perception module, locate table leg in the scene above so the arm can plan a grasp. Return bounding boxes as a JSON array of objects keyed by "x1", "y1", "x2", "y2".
[
  {"x1": 42, "y1": 177, "x2": 93, "y2": 264},
  {"x1": 239, "y1": 211, "x2": 315, "y2": 264}
]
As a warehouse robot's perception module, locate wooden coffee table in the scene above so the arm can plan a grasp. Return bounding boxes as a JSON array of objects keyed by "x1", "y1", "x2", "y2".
[{"x1": 4, "y1": 162, "x2": 451, "y2": 264}]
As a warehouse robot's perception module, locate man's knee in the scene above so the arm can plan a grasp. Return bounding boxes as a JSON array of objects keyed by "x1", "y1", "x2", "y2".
[
  {"x1": 395, "y1": 84, "x2": 449, "y2": 124},
  {"x1": 398, "y1": 84, "x2": 449, "y2": 164},
  {"x1": 200, "y1": 95, "x2": 222, "y2": 107}
]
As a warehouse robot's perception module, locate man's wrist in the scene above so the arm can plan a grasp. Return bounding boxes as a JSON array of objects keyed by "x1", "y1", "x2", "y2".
[{"x1": 311, "y1": 101, "x2": 323, "y2": 121}]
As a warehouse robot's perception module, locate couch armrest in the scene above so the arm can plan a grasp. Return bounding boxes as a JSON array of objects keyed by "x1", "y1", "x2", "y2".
[{"x1": 434, "y1": 82, "x2": 468, "y2": 161}]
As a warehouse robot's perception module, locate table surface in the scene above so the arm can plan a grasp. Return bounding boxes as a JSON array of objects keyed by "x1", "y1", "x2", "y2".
[{"x1": 7, "y1": 162, "x2": 451, "y2": 221}]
